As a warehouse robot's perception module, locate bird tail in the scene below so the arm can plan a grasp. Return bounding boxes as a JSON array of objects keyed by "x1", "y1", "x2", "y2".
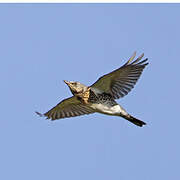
[{"x1": 123, "y1": 114, "x2": 146, "y2": 127}]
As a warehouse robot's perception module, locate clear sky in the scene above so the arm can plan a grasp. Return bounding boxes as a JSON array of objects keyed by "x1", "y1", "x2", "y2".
[{"x1": 1, "y1": 3, "x2": 180, "y2": 180}]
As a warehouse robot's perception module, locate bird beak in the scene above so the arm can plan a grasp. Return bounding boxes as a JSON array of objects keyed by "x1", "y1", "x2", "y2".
[{"x1": 63, "y1": 80, "x2": 70, "y2": 85}]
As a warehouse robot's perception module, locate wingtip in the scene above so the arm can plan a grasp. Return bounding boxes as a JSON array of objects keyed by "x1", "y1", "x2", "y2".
[
  {"x1": 136, "y1": 58, "x2": 149, "y2": 65},
  {"x1": 35, "y1": 111, "x2": 44, "y2": 117},
  {"x1": 129, "y1": 51, "x2": 136, "y2": 63},
  {"x1": 131, "y1": 52, "x2": 147, "y2": 65},
  {"x1": 140, "y1": 53, "x2": 144, "y2": 59}
]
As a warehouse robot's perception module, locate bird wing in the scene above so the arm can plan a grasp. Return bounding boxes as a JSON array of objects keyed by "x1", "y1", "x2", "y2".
[
  {"x1": 36, "y1": 96, "x2": 95, "y2": 120},
  {"x1": 90, "y1": 52, "x2": 148, "y2": 99}
]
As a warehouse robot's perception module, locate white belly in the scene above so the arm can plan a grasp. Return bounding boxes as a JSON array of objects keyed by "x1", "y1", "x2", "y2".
[{"x1": 89, "y1": 103, "x2": 122, "y2": 116}]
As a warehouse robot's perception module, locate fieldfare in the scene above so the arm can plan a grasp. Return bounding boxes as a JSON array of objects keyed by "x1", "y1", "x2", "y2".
[{"x1": 36, "y1": 52, "x2": 148, "y2": 127}]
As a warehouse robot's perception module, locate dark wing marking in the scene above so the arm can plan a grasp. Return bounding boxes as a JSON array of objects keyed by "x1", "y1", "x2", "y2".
[
  {"x1": 91, "y1": 52, "x2": 148, "y2": 99},
  {"x1": 36, "y1": 96, "x2": 95, "y2": 120}
]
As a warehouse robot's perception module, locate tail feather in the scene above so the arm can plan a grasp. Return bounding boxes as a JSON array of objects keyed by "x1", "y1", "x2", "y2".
[{"x1": 123, "y1": 115, "x2": 146, "y2": 127}]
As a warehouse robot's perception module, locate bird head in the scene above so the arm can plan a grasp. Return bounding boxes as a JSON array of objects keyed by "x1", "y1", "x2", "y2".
[{"x1": 63, "y1": 80, "x2": 88, "y2": 95}]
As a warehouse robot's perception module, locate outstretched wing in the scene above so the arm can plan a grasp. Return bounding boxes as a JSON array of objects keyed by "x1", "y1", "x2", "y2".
[
  {"x1": 91, "y1": 52, "x2": 148, "y2": 99},
  {"x1": 36, "y1": 96, "x2": 95, "y2": 120}
]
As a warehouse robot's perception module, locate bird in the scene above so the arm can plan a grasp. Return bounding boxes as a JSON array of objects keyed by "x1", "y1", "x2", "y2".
[{"x1": 36, "y1": 52, "x2": 148, "y2": 127}]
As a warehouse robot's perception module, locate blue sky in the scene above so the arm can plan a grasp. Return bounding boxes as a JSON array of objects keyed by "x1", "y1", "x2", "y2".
[{"x1": 1, "y1": 3, "x2": 180, "y2": 180}]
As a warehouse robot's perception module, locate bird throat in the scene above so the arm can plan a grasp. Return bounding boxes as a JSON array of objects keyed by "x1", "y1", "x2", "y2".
[{"x1": 75, "y1": 87, "x2": 90, "y2": 104}]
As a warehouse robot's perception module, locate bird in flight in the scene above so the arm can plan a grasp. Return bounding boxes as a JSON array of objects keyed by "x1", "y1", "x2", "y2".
[{"x1": 36, "y1": 52, "x2": 148, "y2": 127}]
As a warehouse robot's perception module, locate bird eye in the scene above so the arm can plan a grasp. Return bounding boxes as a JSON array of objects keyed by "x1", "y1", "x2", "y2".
[{"x1": 72, "y1": 82, "x2": 77, "y2": 86}]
